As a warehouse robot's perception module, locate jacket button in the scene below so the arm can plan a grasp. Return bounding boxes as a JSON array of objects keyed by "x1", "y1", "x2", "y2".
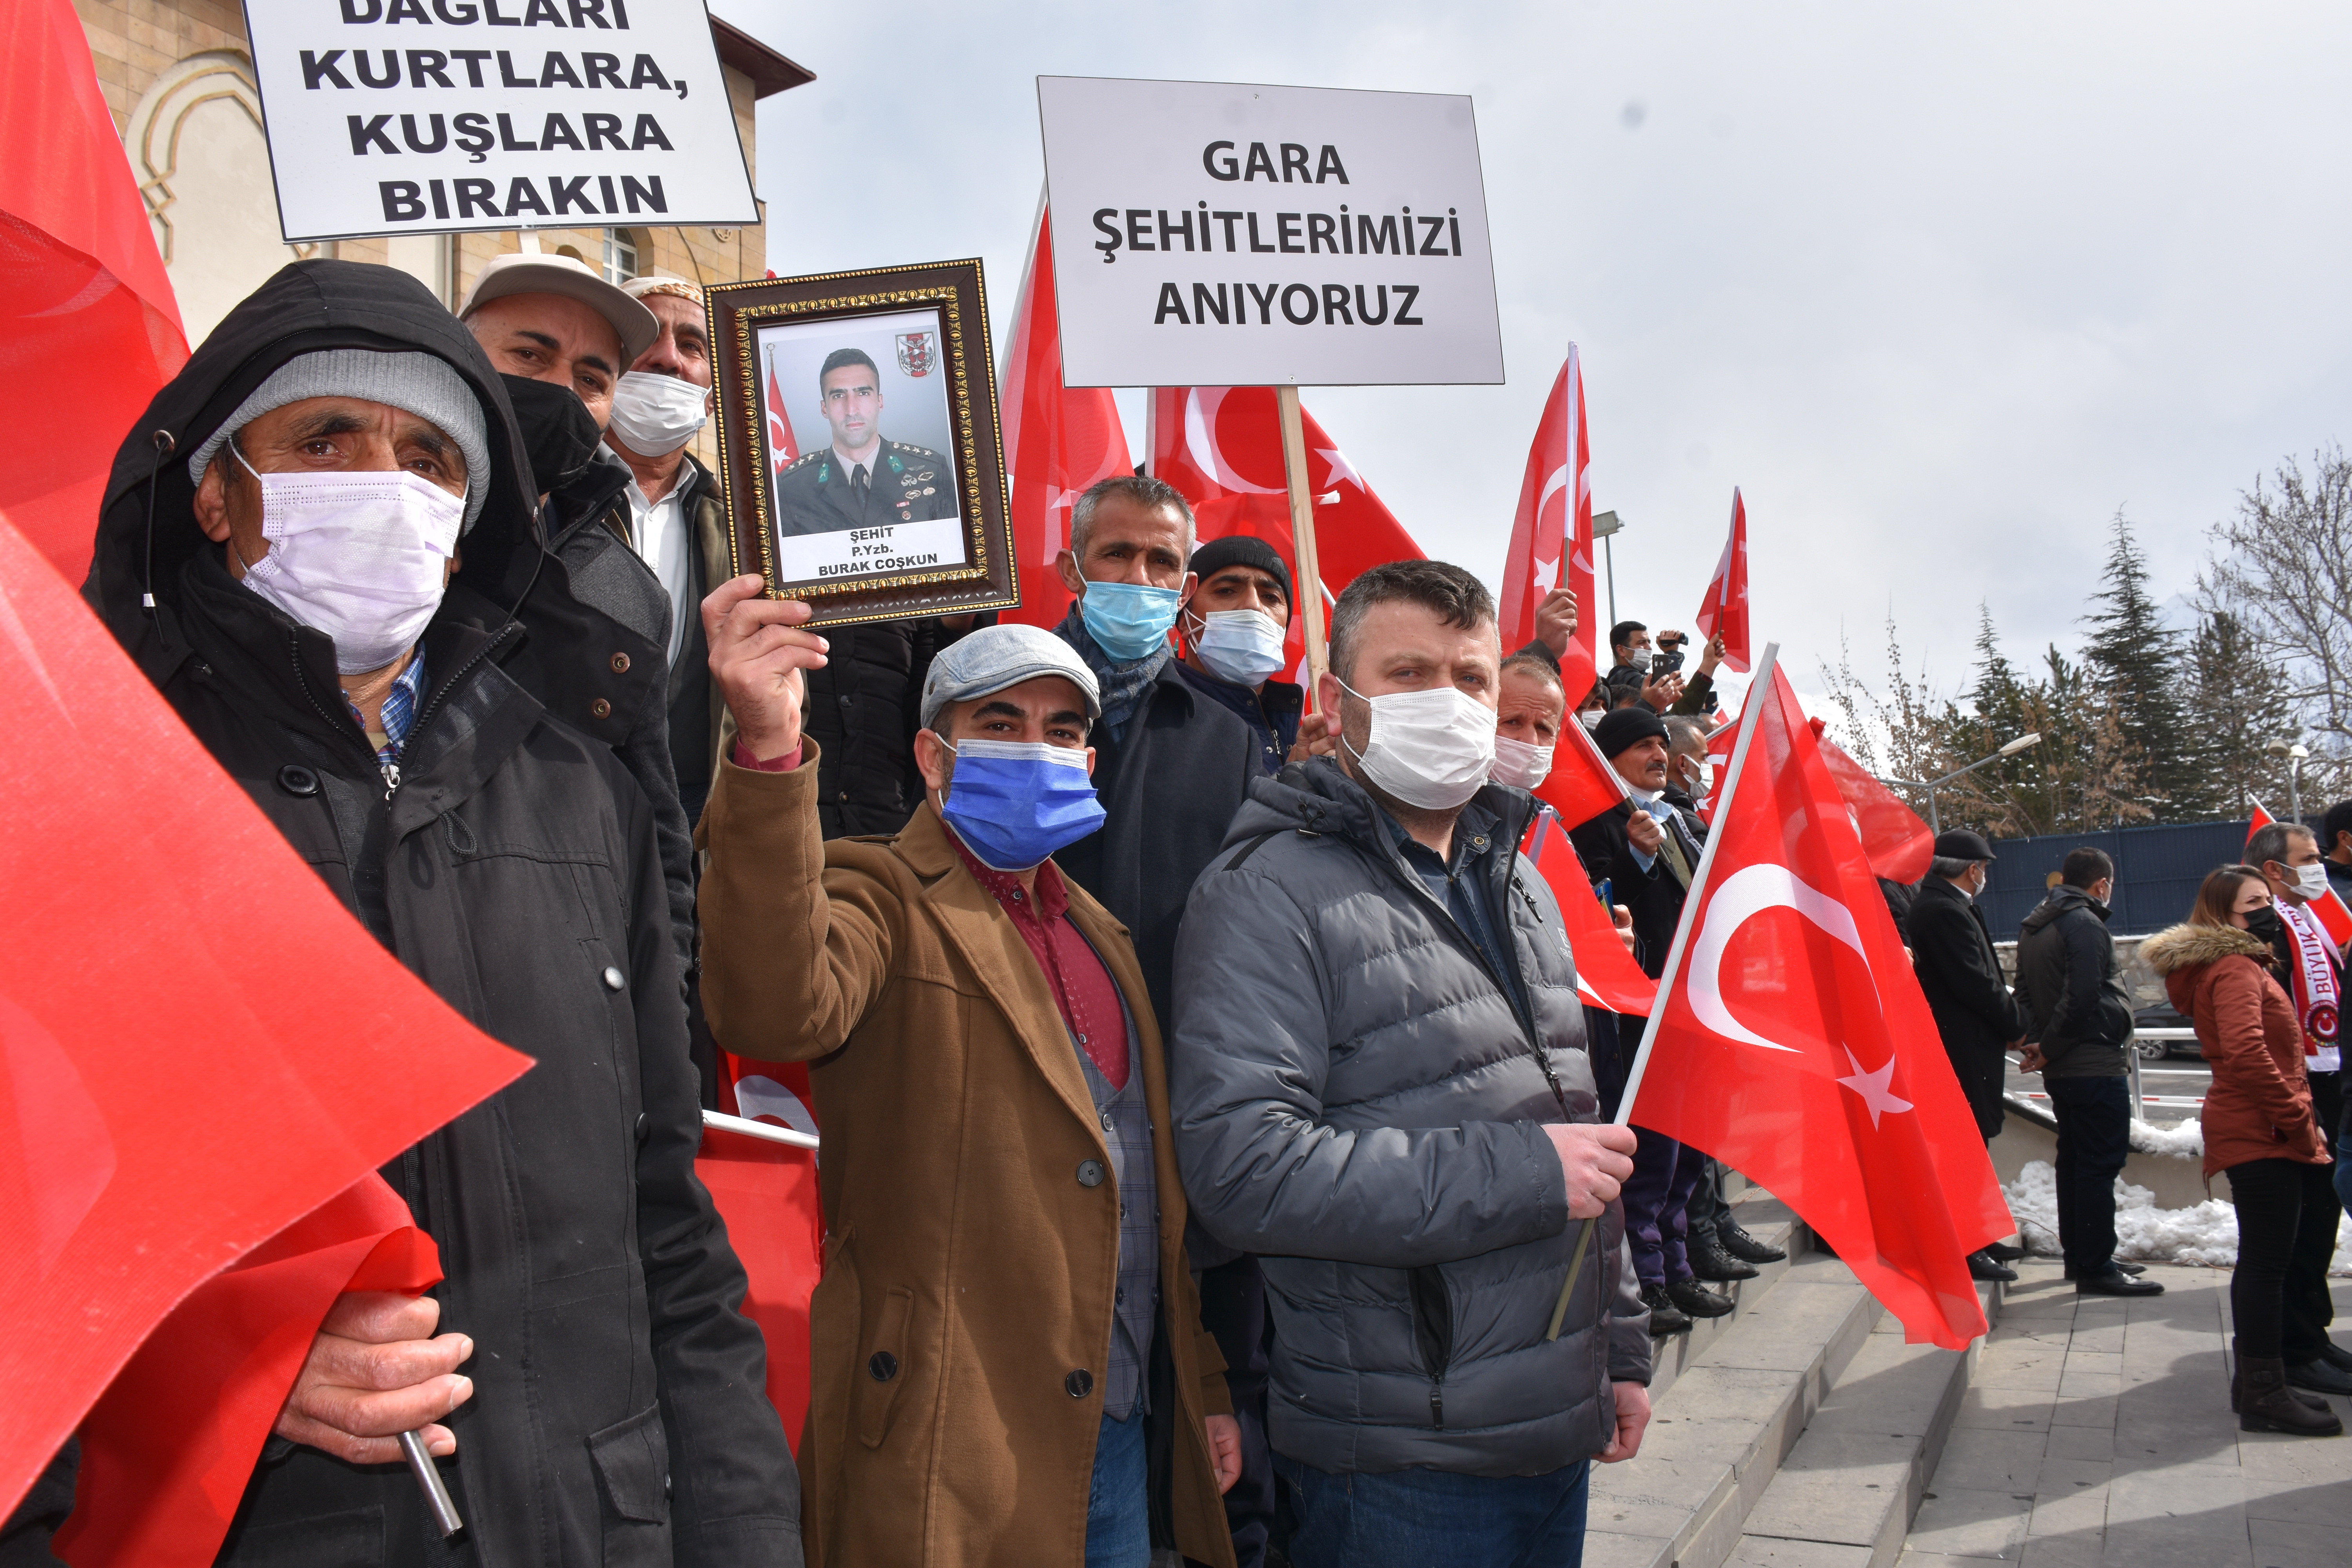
[
  {"x1": 590, "y1": 697, "x2": 613, "y2": 719},
  {"x1": 602, "y1": 966, "x2": 626, "y2": 991},
  {"x1": 867, "y1": 1350, "x2": 899, "y2": 1383},
  {"x1": 1065, "y1": 1368, "x2": 1094, "y2": 1399},
  {"x1": 276, "y1": 764, "x2": 320, "y2": 797},
  {"x1": 1076, "y1": 1160, "x2": 1105, "y2": 1188},
  {"x1": 610, "y1": 652, "x2": 631, "y2": 673}
]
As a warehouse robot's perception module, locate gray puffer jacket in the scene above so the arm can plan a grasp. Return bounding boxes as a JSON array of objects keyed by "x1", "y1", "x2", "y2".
[{"x1": 1170, "y1": 759, "x2": 1650, "y2": 1479}]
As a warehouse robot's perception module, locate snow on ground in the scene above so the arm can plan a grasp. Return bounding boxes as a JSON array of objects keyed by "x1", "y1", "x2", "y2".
[{"x1": 2004, "y1": 1151, "x2": 2352, "y2": 1274}]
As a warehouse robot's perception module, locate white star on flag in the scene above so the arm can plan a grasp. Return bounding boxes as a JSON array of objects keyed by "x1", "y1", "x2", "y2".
[
  {"x1": 1533, "y1": 555, "x2": 1559, "y2": 593},
  {"x1": 1835, "y1": 1048, "x2": 1913, "y2": 1128},
  {"x1": 1315, "y1": 446, "x2": 1363, "y2": 491}
]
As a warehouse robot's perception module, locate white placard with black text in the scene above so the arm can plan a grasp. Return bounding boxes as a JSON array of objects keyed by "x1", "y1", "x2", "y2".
[
  {"x1": 240, "y1": 0, "x2": 760, "y2": 243},
  {"x1": 1035, "y1": 76, "x2": 1503, "y2": 388}
]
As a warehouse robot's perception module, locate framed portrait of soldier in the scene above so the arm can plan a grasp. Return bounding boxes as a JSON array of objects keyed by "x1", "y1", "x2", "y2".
[{"x1": 708, "y1": 258, "x2": 1018, "y2": 626}]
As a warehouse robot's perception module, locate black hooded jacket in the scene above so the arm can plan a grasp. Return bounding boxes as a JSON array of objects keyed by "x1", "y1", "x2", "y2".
[
  {"x1": 84, "y1": 260, "x2": 799, "y2": 1566},
  {"x1": 2014, "y1": 884, "x2": 2133, "y2": 1078}
]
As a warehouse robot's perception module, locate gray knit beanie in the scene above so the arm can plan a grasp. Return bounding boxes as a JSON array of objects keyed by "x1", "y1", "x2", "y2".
[{"x1": 185, "y1": 349, "x2": 492, "y2": 529}]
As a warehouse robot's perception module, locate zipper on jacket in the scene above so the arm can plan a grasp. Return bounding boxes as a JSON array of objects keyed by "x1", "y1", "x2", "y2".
[{"x1": 1429, "y1": 1371, "x2": 1446, "y2": 1430}]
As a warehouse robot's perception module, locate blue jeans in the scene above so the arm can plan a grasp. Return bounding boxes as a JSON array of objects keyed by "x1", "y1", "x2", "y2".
[
  {"x1": 1276, "y1": 1455, "x2": 1592, "y2": 1568},
  {"x1": 1086, "y1": 1410, "x2": 1150, "y2": 1568}
]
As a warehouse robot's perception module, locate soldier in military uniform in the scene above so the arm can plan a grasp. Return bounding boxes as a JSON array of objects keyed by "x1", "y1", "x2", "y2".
[{"x1": 773, "y1": 347, "x2": 957, "y2": 538}]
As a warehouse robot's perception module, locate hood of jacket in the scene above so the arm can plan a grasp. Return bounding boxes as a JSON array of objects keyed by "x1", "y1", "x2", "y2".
[
  {"x1": 2140, "y1": 920, "x2": 2271, "y2": 976},
  {"x1": 2021, "y1": 882, "x2": 2108, "y2": 937},
  {"x1": 87, "y1": 259, "x2": 545, "y2": 684},
  {"x1": 1225, "y1": 753, "x2": 1541, "y2": 866}
]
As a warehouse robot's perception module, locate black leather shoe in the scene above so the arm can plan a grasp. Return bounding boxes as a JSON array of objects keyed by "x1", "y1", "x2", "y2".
[
  {"x1": 2077, "y1": 1267, "x2": 2164, "y2": 1297},
  {"x1": 1968, "y1": 1250, "x2": 2018, "y2": 1283},
  {"x1": 1984, "y1": 1241, "x2": 2029, "y2": 1263},
  {"x1": 1718, "y1": 1221, "x2": 1787, "y2": 1265},
  {"x1": 2314, "y1": 1342, "x2": 2352, "y2": 1373},
  {"x1": 2287, "y1": 1357, "x2": 2352, "y2": 1397},
  {"x1": 2063, "y1": 1261, "x2": 2146, "y2": 1279},
  {"x1": 1688, "y1": 1238, "x2": 1762, "y2": 1281},
  {"x1": 1640, "y1": 1282, "x2": 1692, "y2": 1335},
  {"x1": 1666, "y1": 1277, "x2": 1736, "y2": 1318}
]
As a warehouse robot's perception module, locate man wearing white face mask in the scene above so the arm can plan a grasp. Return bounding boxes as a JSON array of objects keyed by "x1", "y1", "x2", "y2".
[
  {"x1": 1176, "y1": 535, "x2": 1307, "y2": 777},
  {"x1": 1172, "y1": 560, "x2": 1651, "y2": 1568},
  {"x1": 84, "y1": 259, "x2": 800, "y2": 1564}
]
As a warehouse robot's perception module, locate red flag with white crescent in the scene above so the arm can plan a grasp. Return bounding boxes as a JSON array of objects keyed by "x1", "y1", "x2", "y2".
[
  {"x1": 765, "y1": 357, "x2": 799, "y2": 474},
  {"x1": 1694, "y1": 488, "x2": 1752, "y2": 675},
  {"x1": 2247, "y1": 802, "x2": 2352, "y2": 949},
  {"x1": 1147, "y1": 387, "x2": 1422, "y2": 678},
  {"x1": 697, "y1": 1053, "x2": 824, "y2": 1450},
  {"x1": 1001, "y1": 201, "x2": 1135, "y2": 628},
  {"x1": 1500, "y1": 347, "x2": 1596, "y2": 697},
  {"x1": 1630, "y1": 661, "x2": 2007, "y2": 1349}
]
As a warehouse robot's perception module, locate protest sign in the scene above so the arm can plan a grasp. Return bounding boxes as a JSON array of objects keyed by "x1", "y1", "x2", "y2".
[
  {"x1": 239, "y1": 0, "x2": 760, "y2": 242},
  {"x1": 1035, "y1": 75, "x2": 1503, "y2": 388}
]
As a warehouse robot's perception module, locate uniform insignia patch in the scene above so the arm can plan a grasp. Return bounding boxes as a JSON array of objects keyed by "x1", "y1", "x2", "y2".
[{"x1": 896, "y1": 331, "x2": 938, "y2": 378}]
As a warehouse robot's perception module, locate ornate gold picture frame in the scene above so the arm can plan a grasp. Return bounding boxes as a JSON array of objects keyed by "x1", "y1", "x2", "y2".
[{"x1": 708, "y1": 258, "x2": 1018, "y2": 627}]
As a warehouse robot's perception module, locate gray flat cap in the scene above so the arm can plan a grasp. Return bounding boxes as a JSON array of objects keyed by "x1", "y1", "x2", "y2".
[
  {"x1": 920, "y1": 623, "x2": 1102, "y2": 731},
  {"x1": 459, "y1": 253, "x2": 661, "y2": 366}
]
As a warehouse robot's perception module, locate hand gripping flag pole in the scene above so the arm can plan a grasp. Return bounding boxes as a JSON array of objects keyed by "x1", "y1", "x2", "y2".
[{"x1": 1545, "y1": 641, "x2": 1782, "y2": 1341}]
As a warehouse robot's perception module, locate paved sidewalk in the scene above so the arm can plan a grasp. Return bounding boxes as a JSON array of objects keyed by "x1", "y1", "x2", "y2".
[{"x1": 1896, "y1": 1260, "x2": 2352, "y2": 1568}]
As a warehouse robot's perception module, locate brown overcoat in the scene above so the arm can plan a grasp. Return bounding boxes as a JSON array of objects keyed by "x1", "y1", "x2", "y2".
[{"x1": 697, "y1": 746, "x2": 1236, "y2": 1568}]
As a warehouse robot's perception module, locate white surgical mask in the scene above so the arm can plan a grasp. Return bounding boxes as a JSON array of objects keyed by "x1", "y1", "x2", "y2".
[
  {"x1": 1185, "y1": 608, "x2": 1288, "y2": 686},
  {"x1": 1336, "y1": 677, "x2": 1497, "y2": 810},
  {"x1": 2289, "y1": 862, "x2": 2331, "y2": 902},
  {"x1": 231, "y1": 447, "x2": 462, "y2": 674},
  {"x1": 1490, "y1": 735, "x2": 1553, "y2": 790},
  {"x1": 608, "y1": 370, "x2": 711, "y2": 457},
  {"x1": 1578, "y1": 709, "x2": 1603, "y2": 731}
]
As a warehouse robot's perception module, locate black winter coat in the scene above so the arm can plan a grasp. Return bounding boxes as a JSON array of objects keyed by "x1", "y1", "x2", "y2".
[
  {"x1": 1907, "y1": 876, "x2": 2023, "y2": 1139},
  {"x1": 1568, "y1": 798, "x2": 1704, "y2": 981},
  {"x1": 800, "y1": 619, "x2": 957, "y2": 838},
  {"x1": 1055, "y1": 660, "x2": 1259, "y2": 1030},
  {"x1": 2014, "y1": 886, "x2": 2133, "y2": 1078},
  {"x1": 84, "y1": 260, "x2": 799, "y2": 1567}
]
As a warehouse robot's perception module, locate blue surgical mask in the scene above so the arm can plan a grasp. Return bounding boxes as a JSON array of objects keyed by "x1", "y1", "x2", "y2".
[
  {"x1": 1079, "y1": 580, "x2": 1183, "y2": 662},
  {"x1": 938, "y1": 739, "x2": 1106, "y2": 871}
]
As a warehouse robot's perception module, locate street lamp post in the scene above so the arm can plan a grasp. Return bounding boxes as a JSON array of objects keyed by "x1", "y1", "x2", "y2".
[
  {"x1": 1880, "y1": 731, "x2": 2043, "y2": 836},
  {"x1": 2265, "y1": 739, "x2": 2310, "y2": 822},
  {"x1": 1592, "y1": 510, "x2": 1624, "y2": 633}
]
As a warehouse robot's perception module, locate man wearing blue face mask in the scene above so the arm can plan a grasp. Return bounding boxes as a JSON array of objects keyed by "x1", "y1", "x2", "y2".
[
  {"x1": 1176, "y1": 535, "x2": 1307, "y2": 779},
  {"x1": 1049, "y1": 475, "x2": 1259, "y2": 1031},
  {"x1": 695, "y1": 589, "x2": 1243, "y2": 1567}
]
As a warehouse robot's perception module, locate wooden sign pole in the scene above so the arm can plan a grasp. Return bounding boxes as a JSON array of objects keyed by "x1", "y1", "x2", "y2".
[{"x1": 1275, "y1": 385, "x2": 1328, "y2": 711}]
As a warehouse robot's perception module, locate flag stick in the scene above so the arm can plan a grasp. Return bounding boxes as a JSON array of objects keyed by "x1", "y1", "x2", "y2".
[
  {"x1": 1275, "y1": 385, "x2": 1329, "y2": 708},
  {"x1": 1545, "y1": 641, "x2": 1783, "y2": 1340},
  {"x1": 399, "y1": 1429, "x2": 465, "y2": 1537},
  {"x1": 702, "y1": 1107, "x2": 821, "y2": 1151}
]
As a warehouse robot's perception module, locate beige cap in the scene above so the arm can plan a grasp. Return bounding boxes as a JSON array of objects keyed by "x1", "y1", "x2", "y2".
[
  {"x1": 622, "y1": 274, "x2": 705, "y2": 309},
  {"x1": 458, "y1": 253, "x2": 661, "y2": 366}
]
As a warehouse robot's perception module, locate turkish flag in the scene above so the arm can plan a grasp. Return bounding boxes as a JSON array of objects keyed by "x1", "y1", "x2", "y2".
[
  {"x1": 0, "y1": 0, "x2": 189, "y2": 583},
  {"x1": 0, "y1": 515, "x2": 528, "y2": 1529},
  {"x1": 697, "y1": 1051, "x2": 824, "y2": 1449},
  {"x1": 1500, "y1": 347, "x2": 1597, "y2": 698},
  {"x1": 765, "y1": 356, "x2": 799, "y2": 472},
  {"x1": 1808, "y1": 719, "x2": 1935, "y2": 885},
  {"x1": 1694, "y1": 488, "x2": 1752, "y2": 675},
  {"x1": 1631, "y1": 661, "x2": 2008, "y2": 1349},
  {"x1": 1534, "y1": 708, "x2": 1633, "y2": 828},
  {"x1": 1147, "y1": 387, "x2": 1423, "y2": 678},
  {"x1": 60, "y1": 1176, "x2": 442, "y2": 1568},
  {"x1": 1521, "y1": 809, "x2": 1656, "y2": 1016},
  {"x1": 1000, "y1": 202, "x2": 1135, "y2": 628},
  {"x1": 2247, "y1": 803, "x2": 2352, "y2": 948}
]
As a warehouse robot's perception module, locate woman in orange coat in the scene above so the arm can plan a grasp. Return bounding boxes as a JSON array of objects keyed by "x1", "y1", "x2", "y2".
[{"x1": 2141, "y1": 866, "x2": 2339, "y2": 1437}]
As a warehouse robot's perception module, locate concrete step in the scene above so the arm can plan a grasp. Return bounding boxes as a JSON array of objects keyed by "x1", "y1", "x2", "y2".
[
  {"x1": 1724, "y1": 1277, "x2": 2005, "y2": 1568},
  {"x1": 1587, "y1": 1197, "x2": 1878, "y2": 1568}
]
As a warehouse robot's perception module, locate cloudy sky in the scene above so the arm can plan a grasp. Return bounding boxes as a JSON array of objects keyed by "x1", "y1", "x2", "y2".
[{"x1": 723, "y1": 0, "x2": 2352, "y2": 708}]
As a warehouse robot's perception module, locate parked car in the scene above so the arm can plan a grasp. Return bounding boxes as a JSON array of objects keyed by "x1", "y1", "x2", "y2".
[{"x1": 2129, "y1": 1000, "x2": 2201, "y2": 1060}]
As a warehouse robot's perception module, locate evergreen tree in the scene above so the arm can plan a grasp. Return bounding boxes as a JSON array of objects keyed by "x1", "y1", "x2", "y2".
[
  {"x1": 2183, "y1": 610, "x2": 2300, "y2": 820},
  {"x1": 2080, "y1": 510, "x2": 2196, "y2": 816}
]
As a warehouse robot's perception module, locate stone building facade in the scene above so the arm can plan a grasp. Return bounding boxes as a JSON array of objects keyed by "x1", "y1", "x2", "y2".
[{"x1": 76, "y1": 0, "x2": 809, "y2": 347}]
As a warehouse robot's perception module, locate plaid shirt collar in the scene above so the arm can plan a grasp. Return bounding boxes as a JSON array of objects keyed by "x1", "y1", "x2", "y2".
[{"x1": 349, "y1": 650, "x2": 429, "y2": 767}]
